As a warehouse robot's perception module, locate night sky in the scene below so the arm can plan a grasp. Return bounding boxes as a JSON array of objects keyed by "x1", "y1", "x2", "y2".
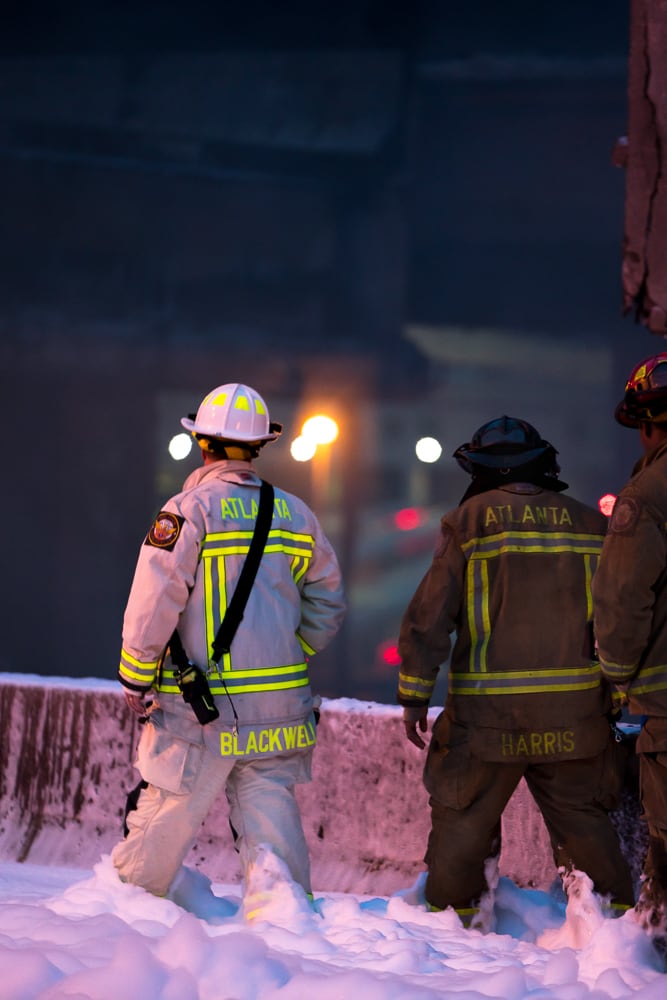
[
  {"x1": 0, "y1": 0, "x2": 645, "y2": 697},
  {"x1": 2, "y1": 1, "x2": 629, "y2": 57}
]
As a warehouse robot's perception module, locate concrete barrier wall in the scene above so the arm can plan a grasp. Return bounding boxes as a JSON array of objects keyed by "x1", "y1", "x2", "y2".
[{"x1": 0, "y1": 676, "x2": 647, "y2": 896}]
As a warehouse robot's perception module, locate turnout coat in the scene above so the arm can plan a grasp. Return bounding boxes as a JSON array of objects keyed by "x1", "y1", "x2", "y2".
[
  {"x1": 118, "y1": 460, "x2": 346, "y2": 762},
  {"x1": 593, "y1": 439, "x2": 667, "y2": 753},
  {"x1": 398, "y1": 482, "x2": 613, "y2": 763}
]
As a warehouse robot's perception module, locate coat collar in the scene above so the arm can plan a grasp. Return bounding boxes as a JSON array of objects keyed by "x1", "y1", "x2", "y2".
[
  {"x1": 181, "y1": 459, "x2": 261, "y2": 492},
  {"x1": 633, "y1": 437, "x2": 667, "y2": 476}
]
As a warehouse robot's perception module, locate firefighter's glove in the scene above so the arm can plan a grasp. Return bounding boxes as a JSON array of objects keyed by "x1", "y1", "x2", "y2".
[
  {"x1": 403, "y1": 705, "x2": 428, "y2": 750},
  {"x1": 124, "y1": 688, "x2": 151, "y2": 716}
]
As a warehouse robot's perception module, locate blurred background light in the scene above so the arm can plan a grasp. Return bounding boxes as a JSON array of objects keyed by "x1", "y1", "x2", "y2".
[
  {"x1": 598, "y1": 493, "x2": 617, "y2": 516},
  {"x1": 394, "y1": 507, "x2": 425, "y2": 531},
  {"x1": 168, "y1": 433, "x2": 193, "y2": 460},
  {"x1": 290, "y1": 435, "x2": 317, "y2": 462},
  {"x1": 302, "y1": 414, "x2": 339, "y2": 445},
  {"x1": 415, "y1": 437, "x2": 442, "y2": 463},
  {"x1": 377, "y1": 640, "x2": 402, "y2": 669}
]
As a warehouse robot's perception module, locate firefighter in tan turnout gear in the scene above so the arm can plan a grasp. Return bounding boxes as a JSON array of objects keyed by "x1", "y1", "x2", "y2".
[
  {"x1": 398, "y1": 416, "x2": 634, "y2": 924},
  {"x1": 593, "y1": 353, "x2": 667, "y2": 952},
  {"x1": 112, "y1": 383, "x2": 345, "y2": 910}
]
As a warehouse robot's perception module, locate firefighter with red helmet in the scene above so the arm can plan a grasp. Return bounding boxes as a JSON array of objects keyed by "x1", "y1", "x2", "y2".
[
  {"x1": 111, "y1": 383, "x2": 345, "y2": 913},
  {"x1": 398, "y1": 415, "x2": 634, "y2": 925},
  {"x1": 593, "y1": 353, "x2": 667, "y2": 950}
]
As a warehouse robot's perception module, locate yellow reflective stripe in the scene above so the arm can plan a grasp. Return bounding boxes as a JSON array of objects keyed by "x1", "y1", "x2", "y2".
[
  {"x1": 297, "y1": 632, "x2": 317, "y2": 656},
  {"x1": 467, "y1": 558, "x2": 478, "y2": 672},
  {"x1": 199, "y1": 528, "x2": 315, "y2": 672},
  {"x1": 206, "y1": 528, "x2": 313, "y2": 544},
  {"x1": 479, "y1": 560, "x2": 491, "y2": 670},
  {"x1": 119, "y1": 664, "x2": 155, "y2": 683},
  {"x1": 630, "y1": 663, "x2": 667, "y2": 694},
  {"x1": 216, "y1": 678, "x2": 309, "y2": 694},
  {"x1": 158, "y1": 677, "x2": 310, "y2": 695},
  {"x1": 203, "y1": 555, "x2": 232, "y2": 672},
  {"x1": 398, "y1": 672, "x2": 435, "y2": 699},
  {"x1": 478, "y1": 559, "x2": 490, "y2": 672},
  {"x1": 202, "y1": 529, "x2": 314, "y2": 559},
  {"x1": 119, "y1": 664, "x2": 150, "y2": 683},
  {"x1": 120, "y1": 649, "x2": 159, "y2": 670},
  {"x1": 599, "y1": 656, "x2": 639, "y2": 681},
  {"x1": 584, "y1": 553, "x2": 594, "y2": 620},
  {"x1": 291, "y1": 555, "x2": 310, "y2": 584},
  {"x1": 204, "y1": 554, "x2": 216, "y2": 666},
  {"x1": 204, "y1": 542, "x2": 313, "y2": 558},
  {"x1": 451, "y1": 680, "x2": 601, "y2": 695},
  {"x1": 159, "y1": 662, "x2": 309, "y2": 694},
  {"x1": 467, "y1": 558, "x2": 491, "y2": 672},
  {"x1": 462, "y1": 530, "x2": 604, "y2": 559},
  {"x1": 209, "y1": 663, "x2": 308, "y2": 680},
  {"x1": 119, "y1": 649, "x2": 158, "y2": 684},
  {"x1": 426, "y1": 902, "x2": 479, "y2": 925},
  {"x1": 266, "y1": 541, "x2": 313, "y2": 556},
  {"x1": 464, "y1": 535, "x2": 600, "y2": 675},
  {"x1": 451, "y1": 664, "x2": 601, "y2": 695}
]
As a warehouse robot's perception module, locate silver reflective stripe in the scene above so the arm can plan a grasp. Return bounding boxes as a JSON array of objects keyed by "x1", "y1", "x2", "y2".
[
  {"x1": 158, "y1": 661, "x2": 310, "y2": 695},
  {"x1": 119, "y1": 648, "x2": 157, "y2": 686},
  {"x1": 451, "y1": 664, "x2": 602, "y2": 695},
  {"x1": 462, "y1": 530, "x2": 604, "y2": 559},
  {"x1": 462, "y1": 530, "x2": 602, "y2": 673},
  {"x1": 630, "y1": 663, "x2": 667, "y2": 694},
  {"x1": 200, "y1": 529, "x2": 315, "y2": 672},
  {"x1": 201, "y1": 528, "x2": 314, "y2": 559},
  {"x1": 398, "y1": 672, "x2": 435, "y2": 700}
]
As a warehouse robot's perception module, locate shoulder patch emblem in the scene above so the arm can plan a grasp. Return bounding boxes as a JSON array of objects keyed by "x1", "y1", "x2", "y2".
[
  {"x1": 609, "y1": 496, "x2": 640, "y2": 535},
  {"x1": 145, "y1": 511, "x2": 184, "y2": 551}
]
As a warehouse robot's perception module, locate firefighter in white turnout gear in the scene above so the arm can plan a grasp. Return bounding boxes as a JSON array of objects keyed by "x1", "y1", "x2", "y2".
[{"x1": 112, "y1": 383, "x2": 346, "y2": 905}]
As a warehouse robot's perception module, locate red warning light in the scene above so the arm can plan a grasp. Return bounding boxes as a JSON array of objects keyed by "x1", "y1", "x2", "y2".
[
  {"x1": 598, "y1": 493, "x2": 617, "y2": 517},
  {"x1": 378, "y1": 641, "x2": 402, "y2": 668},
  {"x1": 394, "y1": 507, "x2": 423, "y2": 531}
]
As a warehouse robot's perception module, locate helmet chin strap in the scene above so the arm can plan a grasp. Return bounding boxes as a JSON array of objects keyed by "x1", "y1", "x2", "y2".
[
  {"x1": 195, "y1": 435, "x2": 262, "y2": 460},
  {"x1": 220, "y1": 445, "x2": 257, "y2": 460}
]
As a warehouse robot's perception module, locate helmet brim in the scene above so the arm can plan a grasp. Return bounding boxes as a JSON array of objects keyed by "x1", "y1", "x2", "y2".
[
  {"x1": 180, "y1": 416, "x2": 281, "y2": 442},
  {"x1": 454, "y1": 443, "x2": 550, "y2": 471},
  {"x1": 614, "y1": 400, "x2": 640, "y2": 428}
]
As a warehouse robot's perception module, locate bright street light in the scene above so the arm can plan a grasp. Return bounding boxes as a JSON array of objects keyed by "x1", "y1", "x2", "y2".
[
  {"x1": 415, "y1": 437, "x2": 442, "y2": 463},
  {"x1": 290, "y1": 435, "x2": 317, "y2": 462},
  {"x1": 168, "y1": 433, "x2": 193, "y2": 461},
  {"x1": 301, "y1": 414, "x2": 339, "y2": 446}
]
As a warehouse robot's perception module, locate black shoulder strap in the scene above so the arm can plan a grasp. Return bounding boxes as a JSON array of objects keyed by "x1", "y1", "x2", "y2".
[
  {"x1": 210, "y1": 479, "x2": 274, "y2": 664},
  {"x1": 168, "y1": 627, "x2": 189, "y2": 670}
]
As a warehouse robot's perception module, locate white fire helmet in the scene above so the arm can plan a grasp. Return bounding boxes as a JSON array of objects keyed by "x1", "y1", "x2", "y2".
[{"x1": 181, "y1": 383, "x2": 282, "y2": 443}]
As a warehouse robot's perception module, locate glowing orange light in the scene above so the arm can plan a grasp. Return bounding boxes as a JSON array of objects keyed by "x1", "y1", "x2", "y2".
[
  {"x1": 394, "y1": 507, "x2": 423, "y2": 531},
  {"x1": 598, "y1": 493, "x2": 617, "y2": 517}
]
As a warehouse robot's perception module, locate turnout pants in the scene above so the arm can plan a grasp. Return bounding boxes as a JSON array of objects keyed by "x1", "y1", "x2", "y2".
[
  {"x1": 423, "y1": 736, "x2": 635, "y2": 913},
  {"x1": 636, "y1": 751, "x2": 667, "y2": 929},
  {"x1": 112, "y1": 735, "x2": 312, "y2": 898}
]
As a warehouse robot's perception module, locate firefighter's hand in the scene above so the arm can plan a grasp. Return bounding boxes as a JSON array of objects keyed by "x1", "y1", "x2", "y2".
[
  {"x1": 124, "y1": 689, "x2": 150, "y2": 715},
  {"x1": 403, "y1": 705, "x2": 428, "y2": 749}
]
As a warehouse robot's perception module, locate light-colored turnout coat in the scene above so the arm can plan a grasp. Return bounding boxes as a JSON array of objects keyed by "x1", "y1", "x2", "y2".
[{"x1": 118, "y1": 460, "x2": 345, "y2": 761}]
